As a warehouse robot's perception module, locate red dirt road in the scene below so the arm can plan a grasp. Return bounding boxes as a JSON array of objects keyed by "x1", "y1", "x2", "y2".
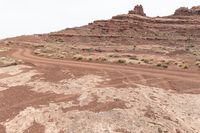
[
  {"x1": 11, "y1": 48, "x2": 200, "y2": 85},
  {"x1": 12, "y1": 48, "x2": 200, "y2": 93}
]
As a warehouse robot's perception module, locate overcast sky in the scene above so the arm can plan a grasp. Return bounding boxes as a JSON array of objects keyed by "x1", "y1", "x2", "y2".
[{"x1": 0, "y1": 0, "x2": 199, "y2": 39}]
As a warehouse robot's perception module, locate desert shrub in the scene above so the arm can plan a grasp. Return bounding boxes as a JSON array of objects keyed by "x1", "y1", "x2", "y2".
[
  {"x1": 174, "y1": 62, "x2": 178, "y2": 65},
  {"x1": 73, "y1": 56, "x2": 83, "y2": 61},
  {"x1": 156, "y1": 62, "x2": 168, "y2": 68},
  {"x1": 96, "y1": 57, "x2": 107, "y2": 62},
  {"x1": 162, "y1": 64, "x2": 168, "y2": 68},
  {"x1": 129, "y1": 56, "x2": 138, "y2": 60},
  {"x1": 55, "y1": 38, "x2": 64, "y2": 43},
  {"x1": 183, "y1": 64, "x2": 189, "y2": 69},
  {"x1": 117, "y1": 59, "x2": 126, "y2": 64},
  {"x1": 165, "y1": 60, "x2": 173, "y2": 65},
  {"x1": 77, "y1": 57, "x2": 83, "y2": 60},
  {"x1": 156, "y1": 63, "x2": 162, "y2": 67},
  {"x1": 179, "y1": 63, "x2": 189, "y2": 69},
  {"x1": 88, "y1": 58, "x2": 93, "y2": 61},
  {"x1": 101, "y1": 58, "x2": 107, "y2": 62},
  {"x1": 141, "y1": 59, "x2": 150, "y2": 64},
  {"x1": 109, "y1": 55, "x2": 120, "y2": 58}
]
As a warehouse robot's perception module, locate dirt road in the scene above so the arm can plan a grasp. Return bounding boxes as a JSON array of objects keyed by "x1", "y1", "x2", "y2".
[{"x1": 11, "y1": 48, "x2": 200, "y2": 83}]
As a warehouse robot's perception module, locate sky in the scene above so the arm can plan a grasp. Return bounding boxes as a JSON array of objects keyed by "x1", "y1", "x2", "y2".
[{"x1": 0, "y1": 0, "x2": 199, "y2": 39}]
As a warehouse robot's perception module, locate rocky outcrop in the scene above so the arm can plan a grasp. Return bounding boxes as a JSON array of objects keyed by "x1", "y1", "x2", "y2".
[
  {"x1": 128, "y1": 5, "x2": 146, "y2": 16},
  {"x1": 174, "y1": 6, "x2": 200, "y2": 16},
  {"x1": 191, "y1": 6, "x2": 200, "y2": 15}
]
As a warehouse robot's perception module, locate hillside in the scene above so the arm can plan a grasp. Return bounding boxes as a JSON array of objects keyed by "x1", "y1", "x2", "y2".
[{"x1": 0, "y1": 5, "x2": 200, "y2": 133}]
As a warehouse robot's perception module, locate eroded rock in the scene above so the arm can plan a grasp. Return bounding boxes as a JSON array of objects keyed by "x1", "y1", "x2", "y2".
[
  {"x1": 129, "y1": 5, "x2": 146, "y2": 16},
  {"x1": 174, "y1": 6, "x2": 200, "y2": 16}
]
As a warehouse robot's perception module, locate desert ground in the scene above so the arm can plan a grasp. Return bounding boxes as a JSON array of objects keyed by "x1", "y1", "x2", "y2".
[{"x1": 0, "y1": 5, "x2": 200, "y2": 133}]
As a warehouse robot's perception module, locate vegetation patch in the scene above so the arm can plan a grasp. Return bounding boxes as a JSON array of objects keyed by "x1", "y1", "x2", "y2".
[{"x1": 117, "y1": 59, "x2": 126, "y2": 64}]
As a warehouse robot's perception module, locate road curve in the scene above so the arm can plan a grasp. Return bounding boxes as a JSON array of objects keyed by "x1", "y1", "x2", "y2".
[{"x1": 11, "y1": 48, "x2": 200, "y2": 83}]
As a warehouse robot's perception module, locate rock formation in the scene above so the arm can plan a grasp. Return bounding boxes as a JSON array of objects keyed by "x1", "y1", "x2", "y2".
[
  {"x1": 174, "y1": 6, "x2": 200, "y2": 16},
  {"x1": 128, "y1": 5, "x2": 146, "y2": 16}
]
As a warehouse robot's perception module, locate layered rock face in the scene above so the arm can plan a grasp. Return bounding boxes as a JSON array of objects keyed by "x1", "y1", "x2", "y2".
[
  {"x1": 5, "y1": 5, "x2": 200, "y2": 48},
  {"x1": 128, "y1": 5, "x2": 146, "y2": 16},
  {"x1": 174, "y1": 6, "x2": 200, "y2": 16},
  {"x1": 41, "y1": 5, "x2": 200, "y2": 48}
]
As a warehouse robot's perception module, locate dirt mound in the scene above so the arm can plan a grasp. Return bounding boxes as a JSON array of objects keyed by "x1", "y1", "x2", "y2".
[
  {"x1": 128, "y1": 5, "x2": 146, "y2": 16},
  {"x1": 174, "y1": 6, "x2": 200, "y2": 16}
]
